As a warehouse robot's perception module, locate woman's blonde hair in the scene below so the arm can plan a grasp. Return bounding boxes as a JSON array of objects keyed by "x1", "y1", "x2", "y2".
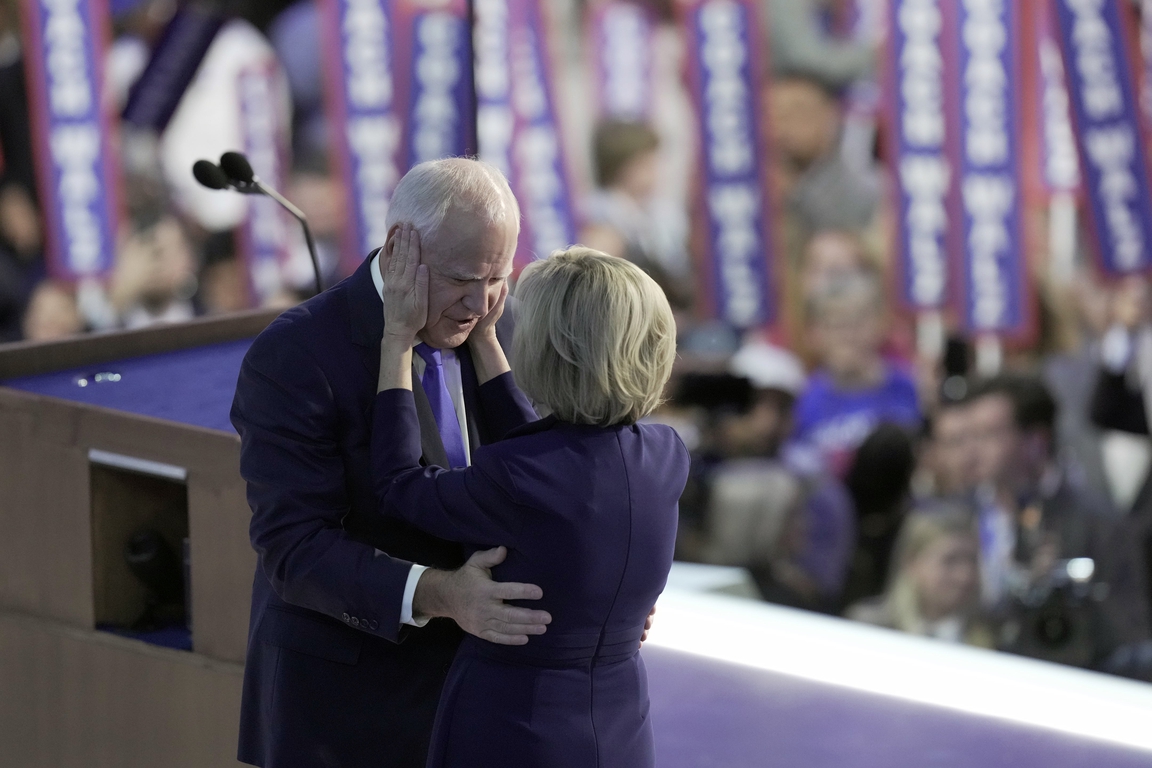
[
  {"x1": 512, "y1": 247, "x2": 677, "y2": 426},
  {"x1": 885, "y1": 511, "x2": 990, "y2": 645}
]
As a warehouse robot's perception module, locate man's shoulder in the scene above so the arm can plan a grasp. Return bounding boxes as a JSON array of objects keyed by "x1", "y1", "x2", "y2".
[{"x1": 251, "y1": 286, "x2": 350, "y2": 356}]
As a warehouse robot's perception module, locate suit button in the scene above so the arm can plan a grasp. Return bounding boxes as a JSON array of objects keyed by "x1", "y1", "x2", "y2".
[
  {"x1": 351, "y1": 617, "x2": 360, "y2": 627},
  {"x1": 369, "y1": 620, "x2": 379, "y2": 630},
  {"x1": 342, "y1": 612, "x2": 350, "y2": 622}
]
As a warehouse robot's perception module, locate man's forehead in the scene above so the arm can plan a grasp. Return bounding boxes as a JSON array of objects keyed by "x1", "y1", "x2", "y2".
[{"x1": 426, "y1": 216, "x2": 516, "y2": 276}]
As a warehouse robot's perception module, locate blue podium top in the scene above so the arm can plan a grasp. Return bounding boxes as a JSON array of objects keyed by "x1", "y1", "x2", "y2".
[{"x1": 1, "y1": 338, "x2": 254, "y2": 434}]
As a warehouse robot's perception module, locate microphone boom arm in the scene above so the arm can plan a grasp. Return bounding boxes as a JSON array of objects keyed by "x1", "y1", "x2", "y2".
[{"x1": 253, "y1": 179, "x2": 323, "y2": 296}]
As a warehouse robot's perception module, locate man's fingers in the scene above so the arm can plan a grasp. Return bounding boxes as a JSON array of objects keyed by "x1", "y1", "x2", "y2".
[
  {"x1": 479, "y1": 630, "x2": 530, "y2": 646},
  {"x1": 494, "y1": 604, "x2": 551, "y2": 627},
  {"x1": 490, "y1": 581, "x2": 545, "y2": 602},
  {"x1": 499, "y1": 603, "x2": 551, "y2": 625},
  {"x1": 484, "y1": 617, "x2": 548, "y2": 636}
]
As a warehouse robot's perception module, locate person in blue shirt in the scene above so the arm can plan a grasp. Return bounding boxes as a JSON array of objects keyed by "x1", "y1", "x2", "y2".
[{"x1": 790, "y1": 269, "x2": 920, "y2": 478}]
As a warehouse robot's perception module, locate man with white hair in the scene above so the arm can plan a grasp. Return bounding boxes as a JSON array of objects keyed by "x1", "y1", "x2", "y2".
[{"x1": 231, "y1": 159, "x2": 552, "y2": 768}]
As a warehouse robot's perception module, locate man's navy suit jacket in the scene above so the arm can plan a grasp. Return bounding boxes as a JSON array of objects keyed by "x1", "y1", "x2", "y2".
[{"x1": 231, "y1": 253, "x2": 517, "y2": 768}]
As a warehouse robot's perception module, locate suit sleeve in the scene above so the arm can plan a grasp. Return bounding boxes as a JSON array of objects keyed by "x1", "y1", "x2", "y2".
[
  {"x1": 231, "y1": 331, "x2": 413, "y2": 642},
  {"x1": 475, "y1": 372, "x2": 538, "y2": 442},
  {"x1": 373, "y1": 388, "x2": 524, "y2": 548}
]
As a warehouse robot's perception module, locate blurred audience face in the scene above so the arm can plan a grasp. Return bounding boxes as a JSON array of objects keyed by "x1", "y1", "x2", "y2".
[
  {"x1": 968, "y1": 393, "x2": 1017, "y2": 488},
  {"x1": 288, "y1": 172, "x2": 346, "y2": 239},
  {"x1": 404, "y1": 208, "x2": 517, "y2": 350},
  {"x1": 967, "y1": 391, "x2": 1054, "y2": 494},
  {"x1": 116, "y1": 216, "x2": 196, "y2": 311},
  {"x1": 909, "y1": 530, "x2": 980, "y2": 621},
  {"x1": 928, "y1": 404, "x2": 978, "y2": 496},
  {"x1": 810, "y1": 292, "x2": 883, "y2": 385},
  {"x1": 769, "y1": 78, "x2": 840, "y2": 169},
  {"x1": 22, "y1": 281, "x2": 82, "y2": 341},
  {"x1": 801, "y1": 232, "x2": 865, "y2": 295},
  {"x1": 199, "y1": 258, "x2": 248, "y2": 315},
  {"x1": 613, "y1": 149, "x2": 660, "y2": 202}
]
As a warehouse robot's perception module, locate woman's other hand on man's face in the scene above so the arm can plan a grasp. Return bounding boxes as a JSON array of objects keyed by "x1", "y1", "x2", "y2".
[
  {"x1": 469, "y1": 280, "x2": 508, "y2": 345},
  {"x1": 382, "y1": 223, "x2": 430, "y2": 345}
]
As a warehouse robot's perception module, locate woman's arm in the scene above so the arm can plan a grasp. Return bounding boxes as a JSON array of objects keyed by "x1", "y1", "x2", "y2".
[
  {"x1": 467, "y1": 287, "x2": 539, "y2": 437},
  {"x1": 372, "y1": 389, "x2": 522, "y2": 547},
  {"x1": 373, "y1": 223, "x2": 522, "y2": 546},
  {"x1": 467, "y1": 288, "x2": 511, "y2": 386}
]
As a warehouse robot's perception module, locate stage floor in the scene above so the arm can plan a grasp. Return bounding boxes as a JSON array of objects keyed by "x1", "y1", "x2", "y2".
[{"x1": 646, "y1": 588, "x2": 1152, "y2": 768}]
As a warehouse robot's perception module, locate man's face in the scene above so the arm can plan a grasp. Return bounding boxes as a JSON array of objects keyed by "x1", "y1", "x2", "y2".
[
  {"x1": 968, "y1": 394, "x2": 1019, "y2": 488},
  {"x1": 399, "y1": 209, "x2": 517, "y2": 349},
  {"x1": 768, "y1": 80, "x2": 839, "y2": 167},
  {"x1": 931, "y1": 405, "x2": 978, "y2": 495}
]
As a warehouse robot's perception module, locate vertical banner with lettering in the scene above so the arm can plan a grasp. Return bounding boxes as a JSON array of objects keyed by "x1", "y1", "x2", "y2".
[
  {"x1": 474, "y1": 0, "x2": 515, "y2": 182},
  {"x1": 507, "y1": 0, "x2": 578, "y2": 266},
  {"x1": 21, "y1": 0, "x2": 121, "y2": 281},
  {"x1": 237, "y1": 64, "x2": 292, "y2": 303},
  {"x1": 885, "y1": 0, "x2": 949, "y2": 313},
  {"x1": 476, "y1": 0, "x2": 576, "y2": 268},
  {"x1": 681, "y1": 0, "x2": 775, "y2": 328},
  {"x1": 393, "y1": 0, "x2": 476, "y2": 169},
  {"x1": 1036, "y1": 11, "x2": 1080, "y2": 195},
  {"x1": 1053, "y1": 0, "x2": 1152, "y2": 276},
  {"x1": 1139, "y1": 0, "x2": 1152, "y2": 131},
  {"x1": 944, "y1": 0, "x2": 1031, "y2": 339},
  {"x1": 588, "y1": 0, "x2": 655, "y2": 122},
  {"x1": 320, "y1": 0, "x2": 403, "y2": 275}
]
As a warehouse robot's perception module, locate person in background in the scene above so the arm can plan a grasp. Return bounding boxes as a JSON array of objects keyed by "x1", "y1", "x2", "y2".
[
  {"x1": 790, "y1": 270, "x2": 920, "y2": 478},
  {"x1": 699, "y1": 341, "x2": 855, "y2": 611},
  {"x1": 768, "y1": 75, "x2": 880, "y2": 238},
  {"x1": 21, "y1": 280, "x2": 84, "y2": 341},
  {"x1": 109, "y1": 190, "x2": 198, "y2": 330},
  {"x1": 784, "y1": 228, "x2": 906, "y2": 364},
  {"x1": 848, "y1": 511, "x2": 993, "y2": 648},
  {"x1": 1089, "y1": 277, "x2": 1152, "y2": 656},
  {"x1": 580, "y1": 120, "x2": 693, "y2": 311},
  {"x1": 968, "y1": 375, "x2": 1150, "y2": 670},
  {"x1": 918, "y1": 396, "x2": 979, "y2": 502}
]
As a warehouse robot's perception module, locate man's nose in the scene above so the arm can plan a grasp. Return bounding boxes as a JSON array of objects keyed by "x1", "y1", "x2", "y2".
[{"x1": 461, "y1": 283, "x2": 488, "y2": 314}]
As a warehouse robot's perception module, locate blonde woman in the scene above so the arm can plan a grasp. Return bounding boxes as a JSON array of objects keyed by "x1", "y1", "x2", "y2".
[
  {"x1": 848, "y1": 511, "x2": 993, "y2": 647},
  {"x1": 372, "y1": 239, "x2": 688, "y2": 768}
]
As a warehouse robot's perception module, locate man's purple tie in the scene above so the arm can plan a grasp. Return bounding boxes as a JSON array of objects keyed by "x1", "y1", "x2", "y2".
[{"x1": 414, "y1": 343, "x2": 468, "y2": 469}]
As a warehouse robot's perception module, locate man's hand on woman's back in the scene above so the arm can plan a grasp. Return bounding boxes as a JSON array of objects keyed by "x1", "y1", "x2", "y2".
[{"x1": 413, "y1": 546, "x2": 552, "y2": 645}]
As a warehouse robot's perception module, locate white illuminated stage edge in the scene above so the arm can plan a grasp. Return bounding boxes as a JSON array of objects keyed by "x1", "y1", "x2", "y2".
[{"x1": 645, "y1": 563, "x2": 1152, "y2": 768}]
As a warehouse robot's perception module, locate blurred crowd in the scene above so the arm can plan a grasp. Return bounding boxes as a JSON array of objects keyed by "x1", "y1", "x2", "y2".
[{"x1": 2, "y1": 0, "x2": 1152, "y2": 678}]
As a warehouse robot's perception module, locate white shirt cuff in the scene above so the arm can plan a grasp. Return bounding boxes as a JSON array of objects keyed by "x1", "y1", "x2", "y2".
[{"x1": 400, "y1": 564, "x2": 431, "y2": 627}]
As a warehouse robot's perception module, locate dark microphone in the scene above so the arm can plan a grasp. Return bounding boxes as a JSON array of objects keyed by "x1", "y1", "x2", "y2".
[
  {"x1": 219, "y1": 151, "x2": 255, "y2": 185},
  {"x1": 192, "y1": 159, "x2": 230, "y2": 190},
  {"x1": 191, "y1": 153, "x2": 323, "y2": 296}
]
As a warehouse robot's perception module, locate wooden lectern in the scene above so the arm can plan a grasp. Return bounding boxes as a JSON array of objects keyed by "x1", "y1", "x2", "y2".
[{"x1": 0, "y1": 310, "x2": 279, "y2": 767}]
